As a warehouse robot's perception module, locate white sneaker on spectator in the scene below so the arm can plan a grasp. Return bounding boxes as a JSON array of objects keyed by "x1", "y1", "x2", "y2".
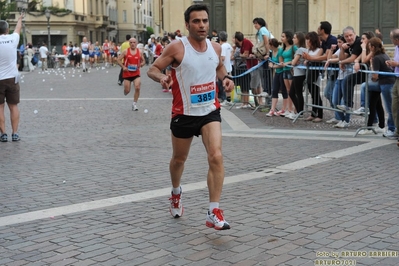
[
  {"x1": 284, "y1": 111, "x2": 293, "y2": 119},
  {"x1": 220, "y1": 100, "x2": 230, "y2": 107},
  {"x1": 337, "y1": 121, "x2": 350, "y2": 128},
  {"x1": 353, "y1": 107, "x2": 365, "y2": 115},
  {"x1": 333, "y1": 121, "x2": 343, "y2": 128},
  {"x1": 383, "y1": 130, "x2": 396, "y2": 138},
  {"x1": 358, "y1": 129, "x2": 374, "y2": 135},
  {"x1": 326, "y1": 117, "x2": 340, "y2": 124},
  {"x1": 236, "y1": 104, "x2": 249, "y2": 109},
  {"x1": 337, "y1": 105, "x2": 351, "y2": 111},
  {"x1": 286, "y1": 112, "x2": 296, "y2": 120},
  {"x1": 374, "y1": 127, "x2": 385, "y2": 133}
]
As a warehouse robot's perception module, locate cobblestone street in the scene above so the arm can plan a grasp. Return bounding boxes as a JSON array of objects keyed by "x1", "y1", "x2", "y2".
[{"x1": 0, "y1": 65, "x2": 398, "y2": 266}]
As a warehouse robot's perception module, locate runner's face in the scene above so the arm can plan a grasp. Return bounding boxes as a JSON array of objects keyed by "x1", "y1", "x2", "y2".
[
  {"x1": 186, "y1": 10, "x2": 209, "y2": 41},
  {"x1": 129, "y1": 39, "x2": 137, "y2": 48}
]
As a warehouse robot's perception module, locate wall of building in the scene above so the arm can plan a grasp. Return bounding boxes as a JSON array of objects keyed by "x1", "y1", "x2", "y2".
[{"x1": 159, "y1": 0, "x2": 364, "y2": 40}]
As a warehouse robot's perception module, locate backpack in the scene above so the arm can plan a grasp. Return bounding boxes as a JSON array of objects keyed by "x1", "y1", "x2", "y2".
[{"x1": 31, "y1": 54, "x2": 38, "y2": 65}]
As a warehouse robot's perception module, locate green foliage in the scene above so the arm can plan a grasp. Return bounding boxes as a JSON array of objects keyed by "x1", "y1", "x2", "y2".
[
  {"x1": 0, "y1": 0, "x2": 12, "y2": 20},
  {"x1": 144, "y1": 27, "x2": 154, "y2": 41},
  {"x1": 40, "y1": 6, "x2": 71, "y2": 13},
  {"x1": 146, "y1": 26, "x2": 154, "y2": 35}
]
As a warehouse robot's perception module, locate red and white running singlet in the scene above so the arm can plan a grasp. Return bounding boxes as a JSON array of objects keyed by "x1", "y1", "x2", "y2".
[
  {"x1": 171, "y1": 37, "x2": 219, "y2": 116},
  {"x1": 123, "y1": 48, "x2": 141, "y2": 78}
]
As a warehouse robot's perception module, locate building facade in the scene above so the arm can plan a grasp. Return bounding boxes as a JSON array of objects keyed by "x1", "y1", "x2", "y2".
[
  {"x1": 158, "y1": 0, "x2": 398, "y2": 44},
  {"x1": 6, "y1": 0, "x2": 399, "y2": 53}
]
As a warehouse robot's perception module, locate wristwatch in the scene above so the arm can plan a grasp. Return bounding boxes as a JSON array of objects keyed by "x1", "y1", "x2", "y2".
[{"x1": 223, "y1": 75, "x2": 233, "y2": 81}]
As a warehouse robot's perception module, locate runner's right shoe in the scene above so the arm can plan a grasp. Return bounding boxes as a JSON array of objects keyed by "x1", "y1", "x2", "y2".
[
  {"x1": 206, "y1": 208, "x2": 231, "y2": 230},
  {"x1": 169, "y1": 189, "x2": 183, "y2": 218}
]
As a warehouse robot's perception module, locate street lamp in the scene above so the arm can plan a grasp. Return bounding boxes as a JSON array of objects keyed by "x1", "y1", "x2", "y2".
[
  {"x1": 16, "y1": 0, "x2": 29, "y2": 72},
  {"x1": 45, "y1": 8, "x2": 51, "y2": 52}
]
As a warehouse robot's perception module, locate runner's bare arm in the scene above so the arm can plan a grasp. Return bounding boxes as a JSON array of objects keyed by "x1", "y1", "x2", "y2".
[
  {"x1": 117, "y1": 50, "x2": 127, "y2": 70},
  {"x1": 147, "y1": 41, "x2": 181, "y2": 88}
]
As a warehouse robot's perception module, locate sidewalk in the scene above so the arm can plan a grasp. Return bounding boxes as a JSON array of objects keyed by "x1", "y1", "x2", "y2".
[{"x1": 0, "y1": 66, "x2": 398, "y2": 266}]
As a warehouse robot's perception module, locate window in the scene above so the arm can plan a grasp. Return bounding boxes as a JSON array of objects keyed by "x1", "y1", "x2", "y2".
[
  {"x1": 123, "y1": 10, "x2": 127, "y2": 23},
  {"x1": 134, "y1": 10, "x2": 136, "y2": 24}
]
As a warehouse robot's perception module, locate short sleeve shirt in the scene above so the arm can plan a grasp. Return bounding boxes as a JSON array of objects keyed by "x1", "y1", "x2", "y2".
[
  {"x1": 373, "y1": 53, "x2": 395, "y2": 84},
  {"x1": 321, "y1": 35, "x2": 338, "y2": 54},
  {"x1": 221, "y1": 42, "x2": 233, "y2": 73},
  {"x1": 271, "y1": 47, "x2": 283, "y2": 74},
  {"x1": 257, "y1": 27, "x2": 270, "y2": 43},
  {"x1": 0, "y1": 32, "x2": 19, "y2": 80},
  {"x1": 344, "y1": 36, "x2": 362, "y2": 58},
  {"x1": 293, "y1": 47, "x2": 307, "y2": 76},
  {"x1": 240, "y1": 38, "x2": 257, "y2": 68}
]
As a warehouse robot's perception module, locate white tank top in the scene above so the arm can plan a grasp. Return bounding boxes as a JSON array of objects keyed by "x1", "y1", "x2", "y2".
[{"x1": 171, "y1": 37, "x2": 219, "y2": 116}]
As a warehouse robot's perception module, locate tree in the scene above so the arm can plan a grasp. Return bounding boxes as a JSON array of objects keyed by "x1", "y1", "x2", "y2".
[
  {"x1": 145, "y1": 26, "x2": 154, "y2": 41},
  {"x1": 0, "y1": 0, "x2": 12, "y2": 20}
]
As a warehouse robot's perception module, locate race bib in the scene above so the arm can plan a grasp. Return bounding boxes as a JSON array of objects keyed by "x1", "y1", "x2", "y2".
[
  {"x1": 190, "y1": 81, "x2": 215, "y2": 107},
  {"x1": 127, "y1": 64, "x2": 138, "y2": 71}
]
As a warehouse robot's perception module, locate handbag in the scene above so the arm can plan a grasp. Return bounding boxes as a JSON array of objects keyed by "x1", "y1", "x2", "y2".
[
  {"x1": 252, "y1": 40, "x2": 267, "y2": 59},
  {"x1": 31, "y1": 55, "x2": 38, "y2": 65}
]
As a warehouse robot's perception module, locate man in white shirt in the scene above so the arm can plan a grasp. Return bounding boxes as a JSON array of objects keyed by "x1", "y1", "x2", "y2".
[
  {"x1": 0, "y1": 14, "x2": 23, "y2": 142},
  {"x1": 39, "y1": 42, "x2": 49, "y2": 71},
  {"x1": 218, "y1": 31, "x2": 233, "y2": 106}
]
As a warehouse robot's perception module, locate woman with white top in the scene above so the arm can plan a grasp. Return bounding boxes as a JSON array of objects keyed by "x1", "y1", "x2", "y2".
[
  {"x1": 304, "y1": 31, "x2": 324, "y2": 122},
  {"x1": 286, "y1": 32, "x2": 307, "y2": 120}
]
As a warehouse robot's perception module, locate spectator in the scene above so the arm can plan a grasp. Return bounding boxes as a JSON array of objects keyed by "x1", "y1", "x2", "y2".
[
  {"x1": 175, "y1": 30, "x2": 182, "y2": 40},
  {"x1": 336, "y1": 26, "x2": 364, "y2": 112},
  {"x1": 252, "y1": 17, "x2": 271, "y2": 105},
  {"x1": 309, "y1": 21, "x2": 338, "y2": 119},
  {"x1": 62, "y1": 43, "x2": 68, "y2": 55},
  {"x1": 27, "y1": 44, "x2": 35, "y2": 72},
  {"x1": 0, "y1": 15, "x2": 23, "y2": 142},
  {"x1": 375, "y1": 28, "x2": 383, "y2": 42},
  {"x1": 324, "y1": 35, "x2": 352, "y2": 128},
  {"x1": 234, "y1": 31, "x2": 254, "y2": 109},
  {"x1": 353, "y1": 31, "x2": 376, "y2": 115},
  {"x1": 73, "y1": 43, "x2": 81, "y2": 68},
  {"x1": 279, "y1": 30, "x2": 295, "y2": 116},
  {"x1": 153, "y1": 37, "x2": 163, "y2": 62},
  {"x1": 266, "y1": 38, "x2": 286, "y2": 117},
  {"x1": 39, "y1": 42, "x2": 49, "y2": 71},
  {"x1": 304, "y1": 31, "x2": 324, "y2": 122},
  {"x1": 210, "y1": 29, "x2": 219, "y2": 43},
  {"x1": 18, "y1": 43, "x2": 25, "y2": 71},
  {"x1": 358, "y1": 37, "x2": 390, "y2": 135},
  {"x1": 386, "y1": 28, "x2": 399, "y2": 141},
  {"x1": 287, "y1": 32, "x2": 307, "y2": 120},
  {"x1": 218, "y1": 31, "x2": 233, "y2": 106}
]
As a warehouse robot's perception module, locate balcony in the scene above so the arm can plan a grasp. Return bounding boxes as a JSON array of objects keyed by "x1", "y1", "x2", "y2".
[
  {"x1": 95, "y1": 15, "x2": 109, "y2": 28},
  {"x1": 135, "y1": 23, "x2": 146, "y2": 32}
]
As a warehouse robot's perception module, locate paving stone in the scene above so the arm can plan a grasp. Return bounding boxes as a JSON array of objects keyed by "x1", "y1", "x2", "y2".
[{"x1": 0, "y1": 67, "x2": 398, "y2": 265}]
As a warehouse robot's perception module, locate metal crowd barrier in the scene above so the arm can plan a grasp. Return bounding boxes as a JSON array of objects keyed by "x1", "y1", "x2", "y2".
[
  {"x1": 299, "y1": 61, "x2": 373, "y2": 136},
  {"x1": 229, "y1": 58, "x2": 273, "y2": 114}
]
